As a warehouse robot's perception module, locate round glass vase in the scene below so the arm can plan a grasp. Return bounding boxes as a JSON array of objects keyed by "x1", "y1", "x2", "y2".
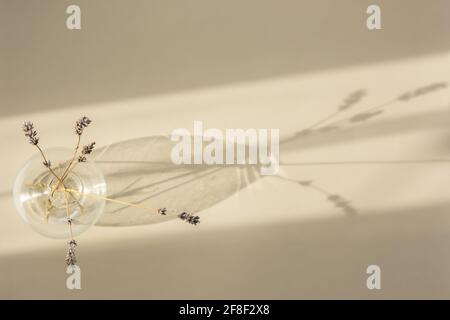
[{"x1": 13, "y1": 148, "x2": 107, "y2": 239}]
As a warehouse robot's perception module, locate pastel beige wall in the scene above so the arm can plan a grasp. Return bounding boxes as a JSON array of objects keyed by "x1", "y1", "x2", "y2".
[
  {"x1": 0, "y1": 0, "x2": 449, "y2": 299},
  {"x1": 1, "y1": 0, "x2": 449, "y2": 115}
]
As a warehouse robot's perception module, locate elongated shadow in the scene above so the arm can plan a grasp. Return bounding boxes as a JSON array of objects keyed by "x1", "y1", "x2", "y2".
[
  {"x1": 93, "y1": 82, "x2": 449, "y2": 226},
  {"x1": 93, "y1": 136, "x2": 260, "y2": 226},
  {"x1": 281, "y1": 160, "x2": 450, "y2": 166},
  {"x1": 273, "y1": 175, "x2": 358, "y2": 216},
  {"x1": 282, "y1": 82, "x2": 448, "y2": 149}
]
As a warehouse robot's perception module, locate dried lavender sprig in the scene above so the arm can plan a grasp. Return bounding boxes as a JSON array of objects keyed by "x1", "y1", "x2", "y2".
[
  {"x1": 78, "y1": 142, "x2": 96, "y2": 162},
  {"x1": 22, "y1": 121, "x2": 62, "y2": 179},
  {"x1": 179, "y1": 212, "x2": 200, "y2": 225},
  {"x1": 21, "y1": 121, "x2": 84, "y2": 212},
  {"x1": 22, "y1": 121, "x2": 39, "y2": 145},
  {"x1": 55, "y1": 117, "x2": 92, "y2": 190},
  {"x1": 65, "y1": 239, "x2": 77, "y2": 266},
  {"x1": 66, "y1": 187, "x2": 200, "y2": 227},
  {"x1": 75, "y1": 116, "x2": 91, "y2": 136}
]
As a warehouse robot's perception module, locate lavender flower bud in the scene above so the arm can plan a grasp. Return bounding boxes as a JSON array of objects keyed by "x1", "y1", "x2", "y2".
[
  {"x1": 179, "y1": 211, "x2": 200, "y2": 225},
  {"x1": 75, "y1": 116, "x2": 92, "y2": 135},
  {"x1": 65, "y1": 240, "x2": 78, "y2": 266},
  {"x1": 22, "y1": 121, "x2": 39, "y2": 145}
]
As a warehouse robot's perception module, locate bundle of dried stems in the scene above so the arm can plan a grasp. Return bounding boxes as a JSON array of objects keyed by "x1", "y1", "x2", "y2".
[{"x1": 22, "y1": 117, "x2": 200, "y2": 266}]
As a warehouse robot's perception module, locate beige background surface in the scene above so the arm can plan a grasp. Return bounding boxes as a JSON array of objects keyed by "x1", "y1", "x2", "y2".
[{"x1": 0, "y1": 0, "x2": 449, "y2": 299}]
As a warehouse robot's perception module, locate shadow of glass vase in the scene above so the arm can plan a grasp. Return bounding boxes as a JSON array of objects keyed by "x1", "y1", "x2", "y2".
[{"x1": 93, "y1": 136, "x2": 260, "y2": 226}]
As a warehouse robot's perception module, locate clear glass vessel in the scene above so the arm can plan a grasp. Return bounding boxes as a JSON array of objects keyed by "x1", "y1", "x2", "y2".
[{"x1": 13, "y1": 148, "x2": 107, "y2": 239}]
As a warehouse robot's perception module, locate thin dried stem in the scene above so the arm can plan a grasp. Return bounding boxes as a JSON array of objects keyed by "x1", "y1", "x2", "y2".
[
  {"x1": 63, "y1": 189, "x2": 78, "y2": 266},
  {"x1": 34, "y1": 144, "x2": 83, "y2": 209},
  {"x1": 53, "y1": 134, "x2": 81, "y2": 192},
  {"x1": 63, "y1": 190, "x2": 74, "y2": 240},
  {"x1": 35, "y1": 144, "x2": 63, "y2": 183},
  {"x1": 64, "y1": 187, "x2": 199, "y2": 225},
  {"x1": 64, "y1": 187, "x2": 161, "y2": 215}
]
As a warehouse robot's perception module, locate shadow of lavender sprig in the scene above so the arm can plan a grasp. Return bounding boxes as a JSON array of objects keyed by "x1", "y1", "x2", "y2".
[
  {"x1": 273, "y1": 176, "x2": 358, "y2": 216},
  {"x1": 284, "y1": 82, "x2": 448, "y2": 142}
]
